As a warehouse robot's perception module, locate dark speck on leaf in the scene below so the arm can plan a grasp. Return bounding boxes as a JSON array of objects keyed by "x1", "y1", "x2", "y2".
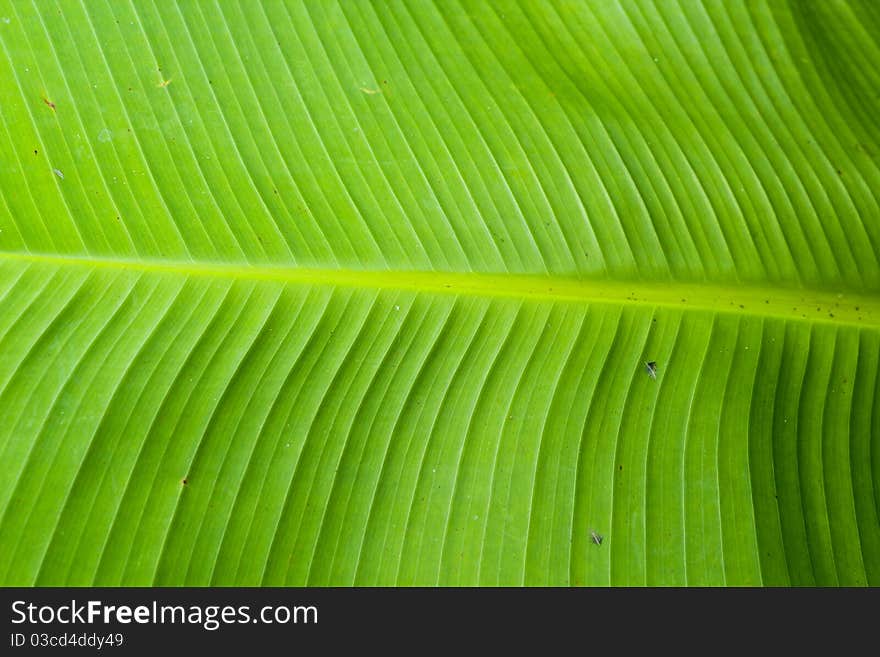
[
  {"x1": 645, "y1": 360, "x2": 657, "y2": 379},
  {"x1": 182, "y1": 478, "x2": 188, "y2": 486}
]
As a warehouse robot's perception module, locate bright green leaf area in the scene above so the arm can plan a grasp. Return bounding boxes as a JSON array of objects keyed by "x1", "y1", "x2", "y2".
[{"x1": 0, "y1": 0, "x2": 878, "y2": 586}]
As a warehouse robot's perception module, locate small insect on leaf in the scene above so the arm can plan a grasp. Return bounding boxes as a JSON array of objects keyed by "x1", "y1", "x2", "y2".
[
  {"x1": 42, "y1": 97, "x2": 56, "y2": 111},
  {"x1": 645, "y1": 360, "x2": 657, "y2": 380},
  {"x1": 589, "y1": 529, "x2": 603, "y2": 546},
  {"x1": 52, "y1": 168, "x2": 64, "y2": 180}
]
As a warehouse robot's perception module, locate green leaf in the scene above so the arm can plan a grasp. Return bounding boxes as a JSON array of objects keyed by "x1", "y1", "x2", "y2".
[{"x1": 0, "y1": 0, "x2": 878, "y2": 586}]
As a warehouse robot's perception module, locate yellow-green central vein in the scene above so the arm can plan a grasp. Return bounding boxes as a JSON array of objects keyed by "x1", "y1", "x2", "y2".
[{"x1": 3, "y1": 251, "x2": 878, "y2": 328}]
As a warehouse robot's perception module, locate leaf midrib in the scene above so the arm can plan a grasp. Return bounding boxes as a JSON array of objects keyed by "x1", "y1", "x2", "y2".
[{"x1": 2, "y1": 251, "x2": 878, "y2": 328}]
